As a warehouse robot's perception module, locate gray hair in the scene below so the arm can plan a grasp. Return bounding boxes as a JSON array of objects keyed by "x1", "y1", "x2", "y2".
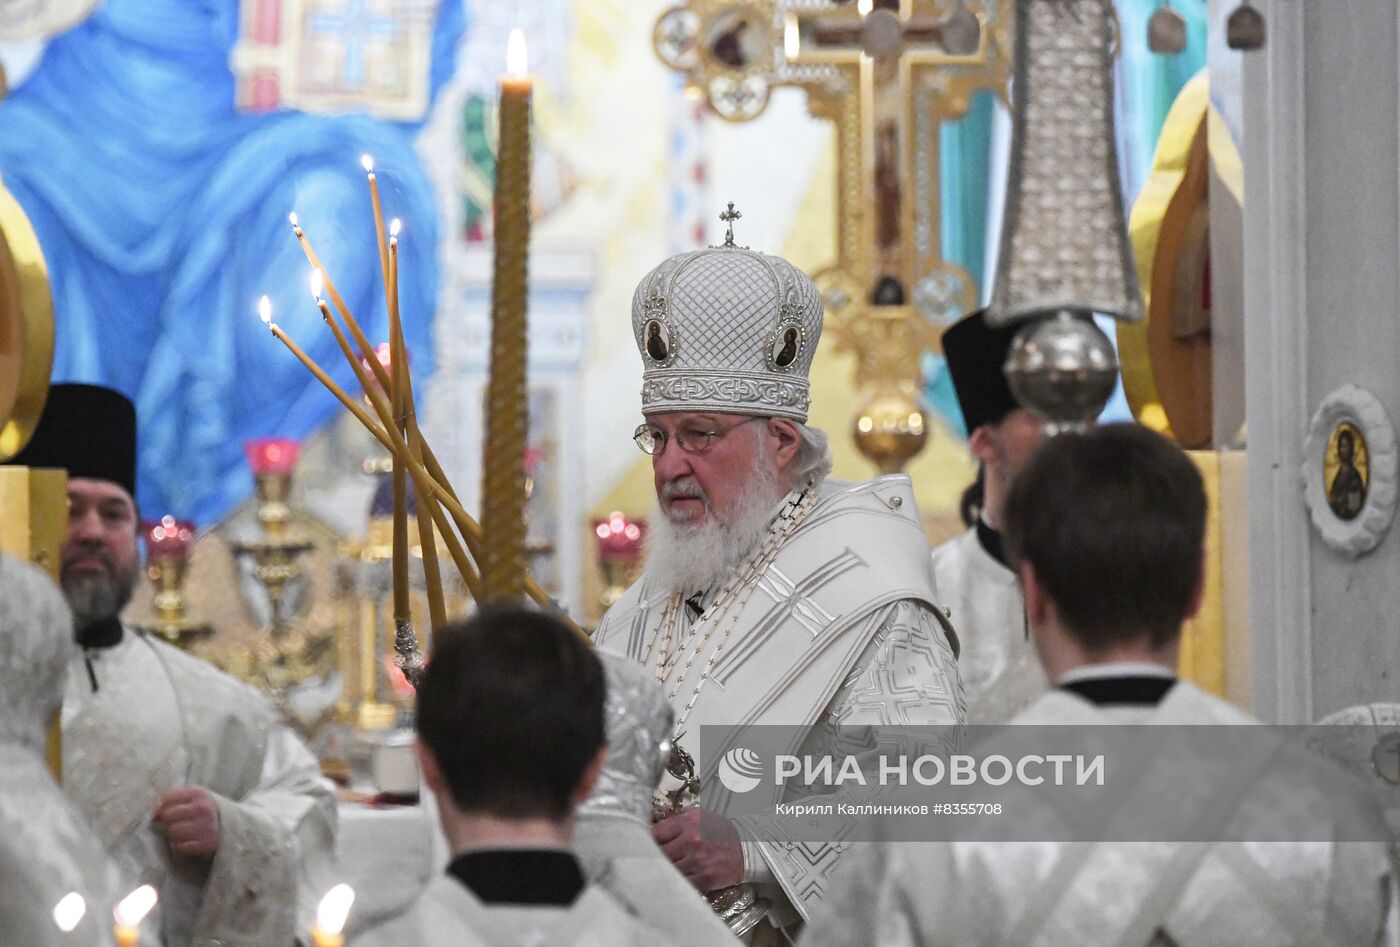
[{"x1": 792, "y1": 423, "x2": 833, "y2": 487}]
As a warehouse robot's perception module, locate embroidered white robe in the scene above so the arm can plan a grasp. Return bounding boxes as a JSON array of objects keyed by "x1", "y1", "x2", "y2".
[
  {"x1": 801, "y1": 680, "x2": 1399, "y2": 947},
  {"x1": 61, "y1": 628, "x2": 337, "y2": 946},
  {"x1": 594, "y1": 476, "x2": 966, "y2": 932},
  {"x1": 930, "y1": 527, "x2": 1045, "y2": 723}
]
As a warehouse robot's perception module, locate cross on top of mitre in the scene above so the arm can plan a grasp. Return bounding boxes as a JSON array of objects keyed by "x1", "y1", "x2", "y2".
[{"x1": 719, "y1": 202, "x2": 742, "y2": 247}]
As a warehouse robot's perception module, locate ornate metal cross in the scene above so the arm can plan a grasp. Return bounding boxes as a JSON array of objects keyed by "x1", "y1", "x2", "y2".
[
  {"x1": 719, "y1": 201, "x2": 743, "y2": 247},
  {"x1": 654, "y1": 0, "x2": 1012, "y2": 469}
]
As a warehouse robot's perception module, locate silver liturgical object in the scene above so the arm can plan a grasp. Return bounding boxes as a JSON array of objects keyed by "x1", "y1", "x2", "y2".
[{"x1": 988, "y1": 0, "x2": 1144, "y2": 429}]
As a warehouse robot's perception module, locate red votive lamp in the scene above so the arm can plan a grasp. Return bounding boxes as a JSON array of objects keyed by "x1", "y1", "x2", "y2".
[
  {"x1": 245, "y1": 437, "x2": 301, "y2": 476},
  {"x1": 144, "y1": 515, "x2": 196, "y2": 564},
  {"x1": 593, "y1": 512, "x2": 645, "y2": 563}
]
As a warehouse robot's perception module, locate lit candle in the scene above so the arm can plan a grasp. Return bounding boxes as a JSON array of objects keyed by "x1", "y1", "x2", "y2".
[
  {"x1": 480, "y1": 27, "x2": 533, "y2": 602},
  {"x1": 52, "y1": 892, "x2": 85, "y2": 933},
  {"x1": 267, "y1": 295, "x2": 483, "y2": 603},
  {"x1": 311, "y1": 884, "x2": 355, "y2": 947},
  {"x1": 362, "y1": 155, "x2": 392, "y2": 293},
  {"x1": 288, "y1": 213, "x2": 393, "y2": 393},
  {"x1": 114, "y1": 885, "x2": 157, "y2": 947}
]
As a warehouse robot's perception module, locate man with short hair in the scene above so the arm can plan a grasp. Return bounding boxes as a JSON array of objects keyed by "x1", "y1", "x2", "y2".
[
  {"x1": 802, "y1": 423, "x2": 1398, "y2": 945},
  {"x1": 594, "y1": 210, "x2": 965, "y2": 938},
  {"x1": 932, "y1": 308, "x2": 1047, "y2": 723},
  {"x1": 0, "y1": 552, "x2": 119, "y2": 947},
  {"x1": 353, "y1": 607, "x2": 665, "y2": 945},
  {"x1": 4, "y1": 383, "x2": 336, "y2": 946}
]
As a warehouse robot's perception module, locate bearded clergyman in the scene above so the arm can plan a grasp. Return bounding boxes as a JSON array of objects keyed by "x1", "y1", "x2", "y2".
[
  {"x1": 3, "y1": 383, "x2": 337, "y2": 946},
  {"x1": 592, "y1": 207, "x2": 966, "y2": 943}
]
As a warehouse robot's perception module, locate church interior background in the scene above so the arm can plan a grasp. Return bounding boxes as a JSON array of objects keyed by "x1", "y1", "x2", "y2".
[{"x1": 3, "y1": 0, "x2": 1319, "y2": 745}]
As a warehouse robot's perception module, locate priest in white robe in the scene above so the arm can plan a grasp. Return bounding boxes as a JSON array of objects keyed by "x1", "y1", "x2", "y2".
[
  {"x1": 802, "y1": 424, "x2": 1398, "y2": 946},
  {"x1": 0, "y1": 552, "x2": 119, "y2": 947},
  {"x1": 593, "y1": 206, "x2": 965, "y2": 941},
  {"x1": 352, "y1": 607, "x2": 665, "y2": 946},
  {"x1": 5, "y1": 383, "x2": 337, "y2": 947},
  {"x1": 931, "y1": 309, "x2": 1047, "y2": 723},
  {"x1": 576, "y1": 651, "x2": 738, "y2": 945}
]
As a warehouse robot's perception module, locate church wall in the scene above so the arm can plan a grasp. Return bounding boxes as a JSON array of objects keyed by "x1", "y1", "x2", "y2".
[
  {"x1": 1245, "y1": 0, "x2": 1400, "y2": 721},
  {"x1": 1299, "y1": 0, "x2": 1400, "y2": 718}
]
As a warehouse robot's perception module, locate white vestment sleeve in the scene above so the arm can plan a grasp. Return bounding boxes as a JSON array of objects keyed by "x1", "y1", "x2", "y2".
[{"x1": 191, "y1": 723, "x2": 338, "y2": 946}]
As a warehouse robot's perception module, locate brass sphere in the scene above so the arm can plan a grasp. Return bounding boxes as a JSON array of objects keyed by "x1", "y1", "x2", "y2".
[{"x1": 853, "y1": 387, "x2": 929, "y2": 474}]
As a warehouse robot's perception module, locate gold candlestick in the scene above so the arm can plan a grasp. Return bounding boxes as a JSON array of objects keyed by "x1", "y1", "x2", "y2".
[{"x1": 480, "y1": 28, "x2": 533, "y2": 603}]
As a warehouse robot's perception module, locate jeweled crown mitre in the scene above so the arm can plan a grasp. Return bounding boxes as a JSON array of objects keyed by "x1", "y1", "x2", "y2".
[{"x1": 631, "y1": 203, "x2": 824, "y2": 423}]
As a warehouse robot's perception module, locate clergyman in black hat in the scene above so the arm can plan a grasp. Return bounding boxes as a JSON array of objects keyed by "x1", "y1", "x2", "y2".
[
  {"x1": 4, "y1": 382, "x2": 336, "y2": 944},
  {"x1": 930, "y1": 310, "x2": 1048, "y2": 724}
]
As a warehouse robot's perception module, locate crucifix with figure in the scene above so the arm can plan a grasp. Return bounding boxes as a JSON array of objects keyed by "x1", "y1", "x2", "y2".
[{"x1": 653, "y1": 0, "x2": 1011, "y2": 470}]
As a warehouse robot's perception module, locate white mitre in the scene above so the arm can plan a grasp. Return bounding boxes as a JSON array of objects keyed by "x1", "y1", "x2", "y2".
[{"x1": 632, "y1": 203, "x2": 823, "y2": 422}]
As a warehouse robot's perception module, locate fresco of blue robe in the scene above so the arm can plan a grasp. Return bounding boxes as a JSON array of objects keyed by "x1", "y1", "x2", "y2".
[{"x1": 0, "y1": 0, "x2": 465, "y2": 524}]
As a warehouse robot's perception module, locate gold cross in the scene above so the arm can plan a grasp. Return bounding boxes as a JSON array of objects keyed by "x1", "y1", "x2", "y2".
[{"x1": 654, "y1": 1, "x2": 1012, "y2": 466}]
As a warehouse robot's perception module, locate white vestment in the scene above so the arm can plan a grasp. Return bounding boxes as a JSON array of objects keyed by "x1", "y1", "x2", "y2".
[
  {"x1": 0, "y1": 552, "x2": 120, "y2": 946},
  {"x1": 0, "y1": 744, "x2": 121, "y2": 947},
  {"x1": 930, "y1": 527, "x2": 1045, "y2": 723},
  {"x1": 350, "y1": 875, "x2": 666, "y2": 946},
  {"x1": 802, "y1": 680, "x2": 1398, "y2": 947},
  {"x1": 576, "y1": 651, "x2": 739, "y2": 945},
  {"x1": 61, "y1": 628, "x2": 337, "y2": 946},
  {"x1": 594, "y1": 476, "x2": 966, "y2": 932}
]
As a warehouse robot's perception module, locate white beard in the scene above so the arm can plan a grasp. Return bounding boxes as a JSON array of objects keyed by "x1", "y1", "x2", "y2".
[{"x1": 645, "y1": 459, "x2": 784, "y2": 596}]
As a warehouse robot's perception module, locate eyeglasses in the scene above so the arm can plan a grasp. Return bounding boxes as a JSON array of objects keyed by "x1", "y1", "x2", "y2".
[{"x1": 633, "y1": 417, "x2": 764, "y2": 456}]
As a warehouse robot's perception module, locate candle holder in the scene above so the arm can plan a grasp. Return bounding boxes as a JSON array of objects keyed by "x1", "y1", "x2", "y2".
[
  {"x1": 135, "y1": 515, "x2": 214, "y2": 650},
  {"x1": 232, "y1": 439, "x2": 316, "y2": 634},
  {"x1": 230, "y1": 438, "x2": 330, "y2": 703},
  {"x1": 594, "y1": 512, "x2": 645, "y2": 612}
]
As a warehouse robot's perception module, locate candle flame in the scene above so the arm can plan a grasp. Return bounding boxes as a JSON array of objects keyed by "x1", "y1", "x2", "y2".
[
  {"x1": 389, "y1": 218, "x2": 402, "y2": 237},
  {"x1": 115, "y1": 885, "x2": 157, "y2": 928},
  {"x1": 288, "y1": 211, "x2": 299, "y2": 227},
  {"x1": 316, "y1": 884, "x2": 355, "y2": 935},
  {"x1": 784, "y1": 18, "x2": 800, "y2": 59},
  {"x1": 309, "y1": 269, "x2": 325, "y2": 300},
  {"x1": 506, "y1": 28, "x2": 528, "y2": 76},
  {"x1": 360, "y1": 154, "x2": 375, "y2": 174},
  {"x1": 52, "y1": 893, "x2": 85, "y2": 932},
  {"x1": 258, "y1": 295, "x2": 272, "y2": 325}
]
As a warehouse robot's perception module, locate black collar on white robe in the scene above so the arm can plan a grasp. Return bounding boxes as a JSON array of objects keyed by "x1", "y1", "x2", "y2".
[
  {"x1": 76, "y1": 618, "x2": 124, "y2": 693},
  {"x1": 1059, "y1": 676, "x2": 1177, "y2": 706},
  {"x1": 77, "y1": 616, "x2": 124, "y2": 650},
  {"x1": 975, "y1": 516, "x2": 1011, "y2": 572},
  {"x1": 448, "y1": 849, "x2": 585, "y2": 907}
]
